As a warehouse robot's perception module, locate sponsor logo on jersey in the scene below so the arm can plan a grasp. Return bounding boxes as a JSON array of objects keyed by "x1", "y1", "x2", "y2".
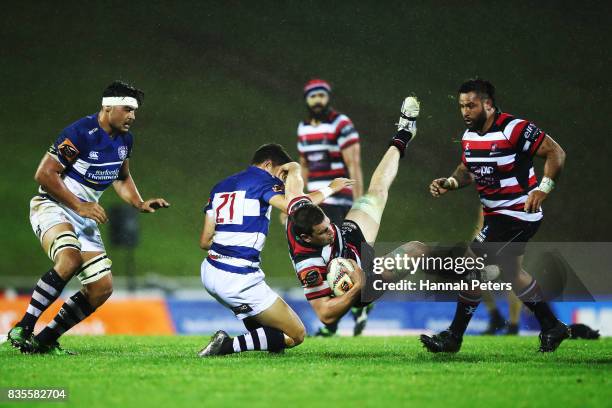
[
  {"x1": 86, "y1": 168, "x2": 121, "y2": 182},
  {"x1": 474, "y1": 166, "x2": 494, "y2": 176},
  {"x1": 88, "y1": 151, "x2": 99, "y2": 160},
  {"x1": 523, "y1": 123, "x2": 536, "y2": 140},
  {"x1": 118, "y1": 146, "x2": 129, "y2": 160},
  {"x1": 301, "y1": 269, "x2": 323, "y2": 286},
  {"x1": 88, "y1": 127, "x2": 99, "y2": 135}
]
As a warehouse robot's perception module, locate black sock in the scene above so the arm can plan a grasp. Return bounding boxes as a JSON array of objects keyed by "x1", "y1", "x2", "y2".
[
  {"x1": 449, "y1": 292, "x2": 481, "y2": 336},
  {"x1": 516, "y1": 279, "x2": 557, "y2": 331},
  {"x1": 389, "y1": 129, "x2": 413, "y2": 157},
  {"x1": 35, "y1": 291, "x2": 95, "y2": 345},
  {"x1": 227, "y1": 326, "x2": 286, "y2": 353},
  {"x1": 17, "y1": 268, "x2": 67, "y2": 336}
]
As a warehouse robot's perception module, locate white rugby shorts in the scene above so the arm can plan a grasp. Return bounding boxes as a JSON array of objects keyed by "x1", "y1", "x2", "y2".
[
  {"x1": 200, "y1": 259, "x2": 279, "y2": 320},
  {"x1": 29, "y1": 195, "x2": 105, "y2": 254}
]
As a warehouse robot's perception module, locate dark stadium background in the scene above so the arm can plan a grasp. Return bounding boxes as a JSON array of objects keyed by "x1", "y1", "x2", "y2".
[{"x1": 1, "y1": 1, "x2": 610, "y2": 283}]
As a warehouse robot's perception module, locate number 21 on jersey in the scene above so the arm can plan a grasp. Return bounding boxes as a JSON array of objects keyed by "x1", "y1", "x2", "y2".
[{"x1": 213, "y1": 191, "x2": 246, "y2": 225}]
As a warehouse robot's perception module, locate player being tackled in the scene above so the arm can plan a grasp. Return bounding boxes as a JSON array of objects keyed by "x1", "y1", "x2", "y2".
[{"x1": 284, "y1": 96, "x2": 428, "y2": 331}]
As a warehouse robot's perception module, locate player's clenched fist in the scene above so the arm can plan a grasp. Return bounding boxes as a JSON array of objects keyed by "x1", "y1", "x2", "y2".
[
  {"x1": 76, "y1": 202, "x2": 108, "y2": 224},
  {"x1": 429, "y1": 178, "x2": 450, "y2": 197}
]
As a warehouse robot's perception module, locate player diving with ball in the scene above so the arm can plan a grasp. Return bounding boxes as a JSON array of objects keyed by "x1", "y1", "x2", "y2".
[
  {"x1": 8, "y1": 81, "x2": 170, "y2": 355},
  {"x1": 284, "y1": 97, "x2": 428, "y2": 328}
]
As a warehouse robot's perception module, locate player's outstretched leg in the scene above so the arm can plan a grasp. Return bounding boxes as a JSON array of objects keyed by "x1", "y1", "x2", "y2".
[
  {"x1": 346, "y1": 96, "x2": 420, "y2": 243},
  {"x1": 198, "y1": 297, "x2": 305, "y2": 357}
]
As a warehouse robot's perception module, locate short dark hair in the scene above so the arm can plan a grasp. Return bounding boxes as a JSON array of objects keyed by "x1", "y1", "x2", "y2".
[
  {"x1": 290, "y1": 204, "x2": 326, "y2": 236},
  {"x1": 251, "y1": 143, "x2": 293, "y2": 167},
  {"x1": 458, "y1": 78, "x2": 495, "y2": 107},
  {"x1": 103, "y1": 80, "x2": 144, "y2": 106}
]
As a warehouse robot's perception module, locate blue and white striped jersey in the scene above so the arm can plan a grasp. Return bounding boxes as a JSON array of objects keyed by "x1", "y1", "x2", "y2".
[
  {"x1": 204, "y1": 166, "x2": 285, "y2": 274},
  {"x1": 44, "y1": 113, "x2": 133, "y2": 203}
]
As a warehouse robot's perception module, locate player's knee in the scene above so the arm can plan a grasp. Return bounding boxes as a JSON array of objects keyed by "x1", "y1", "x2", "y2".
[
  {"x1": 84, "y1": 280, "x2": 113, "y2": 308},
  {"x1": 284, "y1": 321, "x2": 306, "y2": 346},
  {"x1": 98, "y1": 282, "x2": 113, "y2": 301},
  {"x1": 55, "y1": 250, "x2": 83, "y2": 277},
  {"x1": 49, "y1": 231, "x2": 82, "y2": 277},
  {"x1": 366, "y1": 186, "x2": 388, "y2": 203},
  {"x1": 292, "y1": 326, "x2": 306, "y2": 346}
]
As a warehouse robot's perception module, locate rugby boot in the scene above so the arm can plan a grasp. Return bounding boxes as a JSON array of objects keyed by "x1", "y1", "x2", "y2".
[
  {"x1": 420, "y1": 329, "x2": 463, "y2": 353},
  {"x1": 198, "y1": 330, "x2": 233, "y2": 357},
  {"x1": 539, "y1": 321, "x2": 570, "y2": 352}
]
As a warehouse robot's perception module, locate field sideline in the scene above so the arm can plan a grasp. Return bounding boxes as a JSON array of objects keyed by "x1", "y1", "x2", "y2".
[{"x1": 1, "y1": 336, "x2": 610, "y2": 407}]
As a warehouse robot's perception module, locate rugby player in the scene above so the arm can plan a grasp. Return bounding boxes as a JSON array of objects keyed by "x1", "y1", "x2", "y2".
[
  {"x1": 284, "y1": 97, "x2": 427, "y2": 327},
  {"x1": 296, "y1": 78, "x2": 370, "y2": 336},
  {"x1": 8, "y1": 81, "x2": 169, "y2": 355},
  {"x1": 198, "y1": 144, "x2": 353, "y2": 356},
  {"x1": 421, "y1": 79, "x2": 569, "y2": 352}
]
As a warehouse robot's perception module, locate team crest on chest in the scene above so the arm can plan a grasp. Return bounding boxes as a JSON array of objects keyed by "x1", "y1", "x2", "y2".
[
  {"x1": 464, "y1": 142, "x2": 471, "y2": 156},
  {"x1": 118, "y1": 146, "x2": 129, "y2": 160}
]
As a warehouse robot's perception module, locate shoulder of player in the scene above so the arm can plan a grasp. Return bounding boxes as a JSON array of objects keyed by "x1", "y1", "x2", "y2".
[
  {"x1": 330, "y1": 112, "x2": 353, "y2": 127},
  {"x1": 498, "y1": 114, "x2": 536, "y2": 141},
  {"x1": 65, "y1": 114, "x2": 122, "y2": 148},
  {"x1": 61, "y1": 114, "x2": 94, "y2": 137}
]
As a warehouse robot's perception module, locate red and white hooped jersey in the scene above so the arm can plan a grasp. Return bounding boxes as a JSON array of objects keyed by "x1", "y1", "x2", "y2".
[
  {"x1": 297, "y1": 110, "x2": 359, "y2": 206},
  {"x1": 461, "y1": 112, "x2": 546, "y2": 222}
]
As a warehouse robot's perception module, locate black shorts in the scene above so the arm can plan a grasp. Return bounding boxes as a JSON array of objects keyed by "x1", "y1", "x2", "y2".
[
  {"x1": 470, "y1": 214, "x2": 541, "y2": 261},
  {"x1": 340, "y1": 220, "x2": 376, "y2": 307},
  {"x1": 320, "y1": 204, "x2": 351, "y2": 225}
]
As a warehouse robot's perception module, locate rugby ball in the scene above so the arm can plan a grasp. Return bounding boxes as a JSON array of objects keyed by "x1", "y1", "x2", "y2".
[{"x1": 326, "y1": 258, "x2": 355, "y2": 296}]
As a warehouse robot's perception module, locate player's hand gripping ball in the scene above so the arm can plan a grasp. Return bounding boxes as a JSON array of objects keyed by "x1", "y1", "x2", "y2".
[{"x1": 326, "y1": 258, "x2": 355, "y2": 296}]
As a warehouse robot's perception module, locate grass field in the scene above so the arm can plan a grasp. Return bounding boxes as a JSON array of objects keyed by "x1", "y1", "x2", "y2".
[{"x1": 1, "y1": 335, "x2": 610, "y2": 407}]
